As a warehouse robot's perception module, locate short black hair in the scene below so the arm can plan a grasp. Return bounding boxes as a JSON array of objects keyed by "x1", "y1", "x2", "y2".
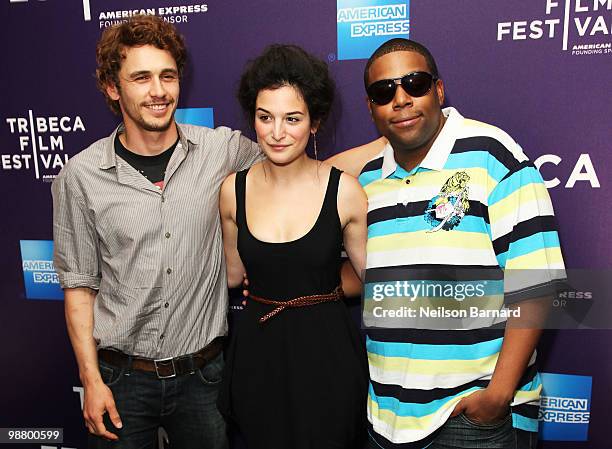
[
  {"x1": 238, "y1": 44, "x2": 335, "y2": 126},
  {"x1": 363, "y1": 38, "x2": 439, "y2": 88}
]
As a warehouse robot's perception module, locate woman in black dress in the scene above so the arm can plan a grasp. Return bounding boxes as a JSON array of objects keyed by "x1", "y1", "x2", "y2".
[{"x1": 218, "y1": 44, "x2": 368, "y2": 449}]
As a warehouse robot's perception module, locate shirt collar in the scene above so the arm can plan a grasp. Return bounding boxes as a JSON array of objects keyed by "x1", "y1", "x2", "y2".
[
  {"x1": 99, "y1": 121, "x2": 197, "y2": 170},
  {"x1": 380, "y1": 107, "x2": 463, "y2": 179}
]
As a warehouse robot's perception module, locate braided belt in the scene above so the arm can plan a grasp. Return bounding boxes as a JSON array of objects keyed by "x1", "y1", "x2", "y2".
[{"x1": 249, "y1": 285, "x2": 345, "y2": 323}]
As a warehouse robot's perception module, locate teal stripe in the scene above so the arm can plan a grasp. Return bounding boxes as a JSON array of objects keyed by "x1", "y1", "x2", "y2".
[
  {"x1": 370, "y1": 383, "x2": 482, "y2": 418},
  {"x1": 496, "y1": 231, "x2": 560, "y2": 263},
  {"x1": 518, "y1": 372, "x2": 542, "y2": 391},
  {"x1": 366, "y1": 336, "x2": 503, "y2": 361},
  {"x1": 512, "y1": 413, "x2": 539, "y2": 432},
  {"x1": 368, "y1": 216, "x2": 489, "y2": 238},
  {"x1": 359, "y1": 168, "x2": 383, "y2": 187},
  {"x1": 445, "y1": 151, "x2": 509, "y2": 182},
  {"x1": 489, "y1": 167, "x2": 545, "y2": 206}
]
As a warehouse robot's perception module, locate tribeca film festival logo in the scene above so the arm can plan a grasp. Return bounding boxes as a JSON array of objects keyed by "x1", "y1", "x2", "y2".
[
  {"x1": 19, "y1": 240, "x2": 63, "y2": 301},
  {"x1": 2, "y1": 111, "x2": 84, "y2": 182},
  {"x1": 497, "y1": 0, "x2": 612, "y2": 56},
  {"x1": 337, "y1": 0, "x2": 410, "y2": 60},
  {"x1": 80, "y1": 0, "x2": 208, "y2": 28},
  {"x1": 539, "y1": 373, "x2": 592, "y2": 441}
]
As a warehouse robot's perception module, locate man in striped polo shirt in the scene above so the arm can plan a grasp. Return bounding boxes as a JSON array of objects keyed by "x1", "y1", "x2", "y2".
[
  {"x1": 330, "y1": 39, "x2": 565, "y2": 449},
  {"x1": 52, "y1": 16, "x2": 261, "y2": 449}
]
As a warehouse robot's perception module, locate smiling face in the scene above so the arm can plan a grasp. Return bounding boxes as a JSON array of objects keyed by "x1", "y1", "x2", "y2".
[
  {"x1": 106, "y1": 45, "x2": 179, "y2": 133},
  {"x1": 254, "y1": 84, "x2": 317, "y2": 166},
  {"x1": 366, "y1": 50, "x2": 445, "y2": 155}
]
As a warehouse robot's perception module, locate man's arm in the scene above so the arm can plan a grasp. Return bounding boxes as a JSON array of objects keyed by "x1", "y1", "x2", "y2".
[
  {"x1": 52, "y1": 171, "x2": 120, "y2": 440},
  {"x1": 65, "y1": 288, "x2": 122, "y2": 440},
  {"x1": 450, "y1": 304, "x2": 546, "y2": 422},
  {"x1": 338, "y1": 172, "x2": 368, "y2": 294},
  {"x1": 452, "y1": 143, "x2": 565, "y2": 423},
  {"x1": 326, "y1": 136, "x2": 387, "y2": 177},
  {"x1": 219, "y1": 173, "x2": 247, "y2": 288}
]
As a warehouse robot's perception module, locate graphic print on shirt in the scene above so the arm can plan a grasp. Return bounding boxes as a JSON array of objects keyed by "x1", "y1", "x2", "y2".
[{"x1": 424, "y1": 171, "x2": 470, "y2": 232}]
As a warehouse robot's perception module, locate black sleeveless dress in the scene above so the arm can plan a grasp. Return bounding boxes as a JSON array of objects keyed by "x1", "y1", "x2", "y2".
[{"x1": 219, "y1": 167, "x2": 368, "y2": 449}]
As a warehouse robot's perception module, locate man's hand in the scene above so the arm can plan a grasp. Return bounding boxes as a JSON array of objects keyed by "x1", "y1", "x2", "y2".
[
  {"x1": 83, "y1": 379, "x2": 122, "y2": 440},
  {"x1": 450, "y1": 388, "x2": 511, "y2": 425}
]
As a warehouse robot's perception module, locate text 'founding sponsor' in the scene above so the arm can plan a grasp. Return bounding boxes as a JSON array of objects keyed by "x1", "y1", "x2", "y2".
[
  {"x1": 337, "y1": 4, "x2": 409, "y2": 37},
  {"x1": 98, "y1": 4, "x2": 208, "y2": 28},
  {"x1": 497, "y1": 0, "x2": 612, "y2": 54}
]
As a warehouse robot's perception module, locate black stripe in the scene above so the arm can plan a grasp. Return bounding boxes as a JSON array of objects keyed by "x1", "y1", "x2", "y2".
[
  {"x1": 366, "y1": 325, "x2": 505, "y2": 345},
  {"x1": 367, "y1": 200, "x2": 490, "y2": 226},
  {"x1": 512, "y1": 403, "x2": 540, "y2": 420},
  {"x1": 361, "y1": 157, "x2": 384, "y2": 175},
  {"x1": 492, "y1": 216, "x2": 559, "y2": 256},
  {"x1": 371, "y1": 378, "x2": 491, "y2": 404},
  {"x1": 451, "y1": 137, "x2": 525, "y2": 173},
  {"x1": 499, "y1": 160, "x2": 536, "y2": 183}
]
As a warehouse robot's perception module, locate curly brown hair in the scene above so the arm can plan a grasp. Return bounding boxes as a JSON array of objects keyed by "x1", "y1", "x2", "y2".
[{"x1": 95, "y1": 15, "x2": 187, "y2": 115}]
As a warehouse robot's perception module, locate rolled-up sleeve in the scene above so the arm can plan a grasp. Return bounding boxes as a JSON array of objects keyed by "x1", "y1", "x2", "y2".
[{"x1": 51, "y1": 170, "x2": 101, "y2": 290}]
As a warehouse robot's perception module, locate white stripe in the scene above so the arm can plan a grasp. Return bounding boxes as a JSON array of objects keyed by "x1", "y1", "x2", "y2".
[
  {"x1": 370, "y1": 368, "x2": 493, "y2": 390},
  {"x1": 563, "y1": 0, "x2": 571, "y2": 51},
  {"x1": 369, "y1": 352, "x2": 536, "y2": 390},
  {"x1": 457, "y1": 121, "x2": 528, "y2": 164},
  {"x1": 366, "y1": 247, "x2": 499, "y2": 269},
  {"x1": 368, "y1": 405, "x2": 453, "y2": 443},
  {"x1": 491, "y1": 199, "x2": 555, "y2": 241},
  {"x1": 82, "y1": 0, "x2": 91, "y2": 21},
  {"x1": 368, "y1": 183, "x2": 488, "y2": 212}
]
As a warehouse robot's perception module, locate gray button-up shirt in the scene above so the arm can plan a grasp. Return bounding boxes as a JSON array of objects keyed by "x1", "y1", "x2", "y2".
[{"x1": 52, "y1": 123, "x2": 262, "y2": 358}]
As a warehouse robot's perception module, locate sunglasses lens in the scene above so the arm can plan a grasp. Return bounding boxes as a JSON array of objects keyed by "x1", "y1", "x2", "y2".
[
  {"x1": 367, "y1": 80, "x2": 397, "y2": 105},
  {"x1": 402, "y1": 72, "x2": 434, "y2": 97}
]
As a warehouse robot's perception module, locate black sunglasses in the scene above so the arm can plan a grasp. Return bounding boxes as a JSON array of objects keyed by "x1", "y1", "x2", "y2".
[{"x1": 367, "y1": 71, "x2": 438, "y2": 105}]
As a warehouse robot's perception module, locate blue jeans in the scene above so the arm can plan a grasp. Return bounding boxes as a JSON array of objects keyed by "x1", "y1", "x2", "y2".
[
  {"x1": 89, "y1": 352, "x2": 228, "y2": 449},
  {"x1": 367, "y1": 414, "x2": 537, "y2": 449},
  {"x1": 428, "y1": 413, "x2": 537, "y2": 449}
]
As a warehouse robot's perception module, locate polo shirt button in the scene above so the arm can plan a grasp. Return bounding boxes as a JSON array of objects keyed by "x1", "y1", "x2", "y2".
[
  {"x1": 160, "y1": 334, "x2": 165, "y2": 340},
  {"x1": 165, "y1": 232, "x2": 171, "y2": 239},
  {"x1": 164, "y1": 302, "x2": 169, "y2": 308},
  {"x1": 166, "y1": 268, "x2": 172, "y2": 274},
  {"x1": 405, "y1": 179, "x2": 411, "y2": 184}
]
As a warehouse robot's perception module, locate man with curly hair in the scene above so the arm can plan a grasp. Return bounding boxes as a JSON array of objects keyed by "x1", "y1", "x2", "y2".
[{"x1": 52, "y1": 15, "x2": 260, "y2": 449}]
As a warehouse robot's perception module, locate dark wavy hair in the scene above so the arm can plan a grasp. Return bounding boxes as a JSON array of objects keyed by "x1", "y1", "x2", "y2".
[
  {"x1": 237, "y1": 44, "x2": 335, "y2": 127},
  {"x1": 95, "y1": 15, "x2": 187, "y2": 115}
]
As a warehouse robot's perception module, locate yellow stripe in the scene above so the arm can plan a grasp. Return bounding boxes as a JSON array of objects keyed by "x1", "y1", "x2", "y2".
[
  {"x1": 489, "y1": 183, "x2": 551, "y2": 223},
  {"x1": 505, "y1": 247, "x2": 564, "y2": 270},
  {"x1": 368, "y1": 390, "x2": 473, "y2": 430},
  {"x1": 514, "y1": 384, "x2": 543, "y2": 404},
  {"x1": 368, "y1": 352, "x2": 498, "y2": 375},
  {"x1": 367, "y1": 230, "x2": 493, "y2": 252}
]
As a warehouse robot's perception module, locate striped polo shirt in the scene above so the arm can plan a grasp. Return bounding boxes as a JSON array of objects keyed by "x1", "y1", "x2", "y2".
[{"x1": 360, "y1": 107, "x2": 565, "y2": 448}]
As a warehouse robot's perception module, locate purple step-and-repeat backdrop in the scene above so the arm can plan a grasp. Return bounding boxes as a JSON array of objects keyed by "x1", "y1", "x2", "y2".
[{"x1": 1, "y1": 1, "x2": 610, "y2": 448}]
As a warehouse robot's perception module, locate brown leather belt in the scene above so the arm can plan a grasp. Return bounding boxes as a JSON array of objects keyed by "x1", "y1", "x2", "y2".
[
  {"x1": 98, "y1": 337, "x2": 223, "y2": 379},
  {"x1": 250, "y1": 285, "x2": 344, "y2": 323}
]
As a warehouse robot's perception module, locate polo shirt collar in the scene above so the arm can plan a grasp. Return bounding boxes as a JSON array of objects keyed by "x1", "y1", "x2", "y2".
[
  {"x1": 99, "y1": 121, "x2": 197, "y2": 170},
  {"x1": 380, "y1": 107, "x2": 463, "y2": 179}
]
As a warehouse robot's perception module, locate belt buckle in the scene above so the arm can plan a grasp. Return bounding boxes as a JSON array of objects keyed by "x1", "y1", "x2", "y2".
[{"x1": 154, "y1": 357, "x2": 176, "y2": 379}]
